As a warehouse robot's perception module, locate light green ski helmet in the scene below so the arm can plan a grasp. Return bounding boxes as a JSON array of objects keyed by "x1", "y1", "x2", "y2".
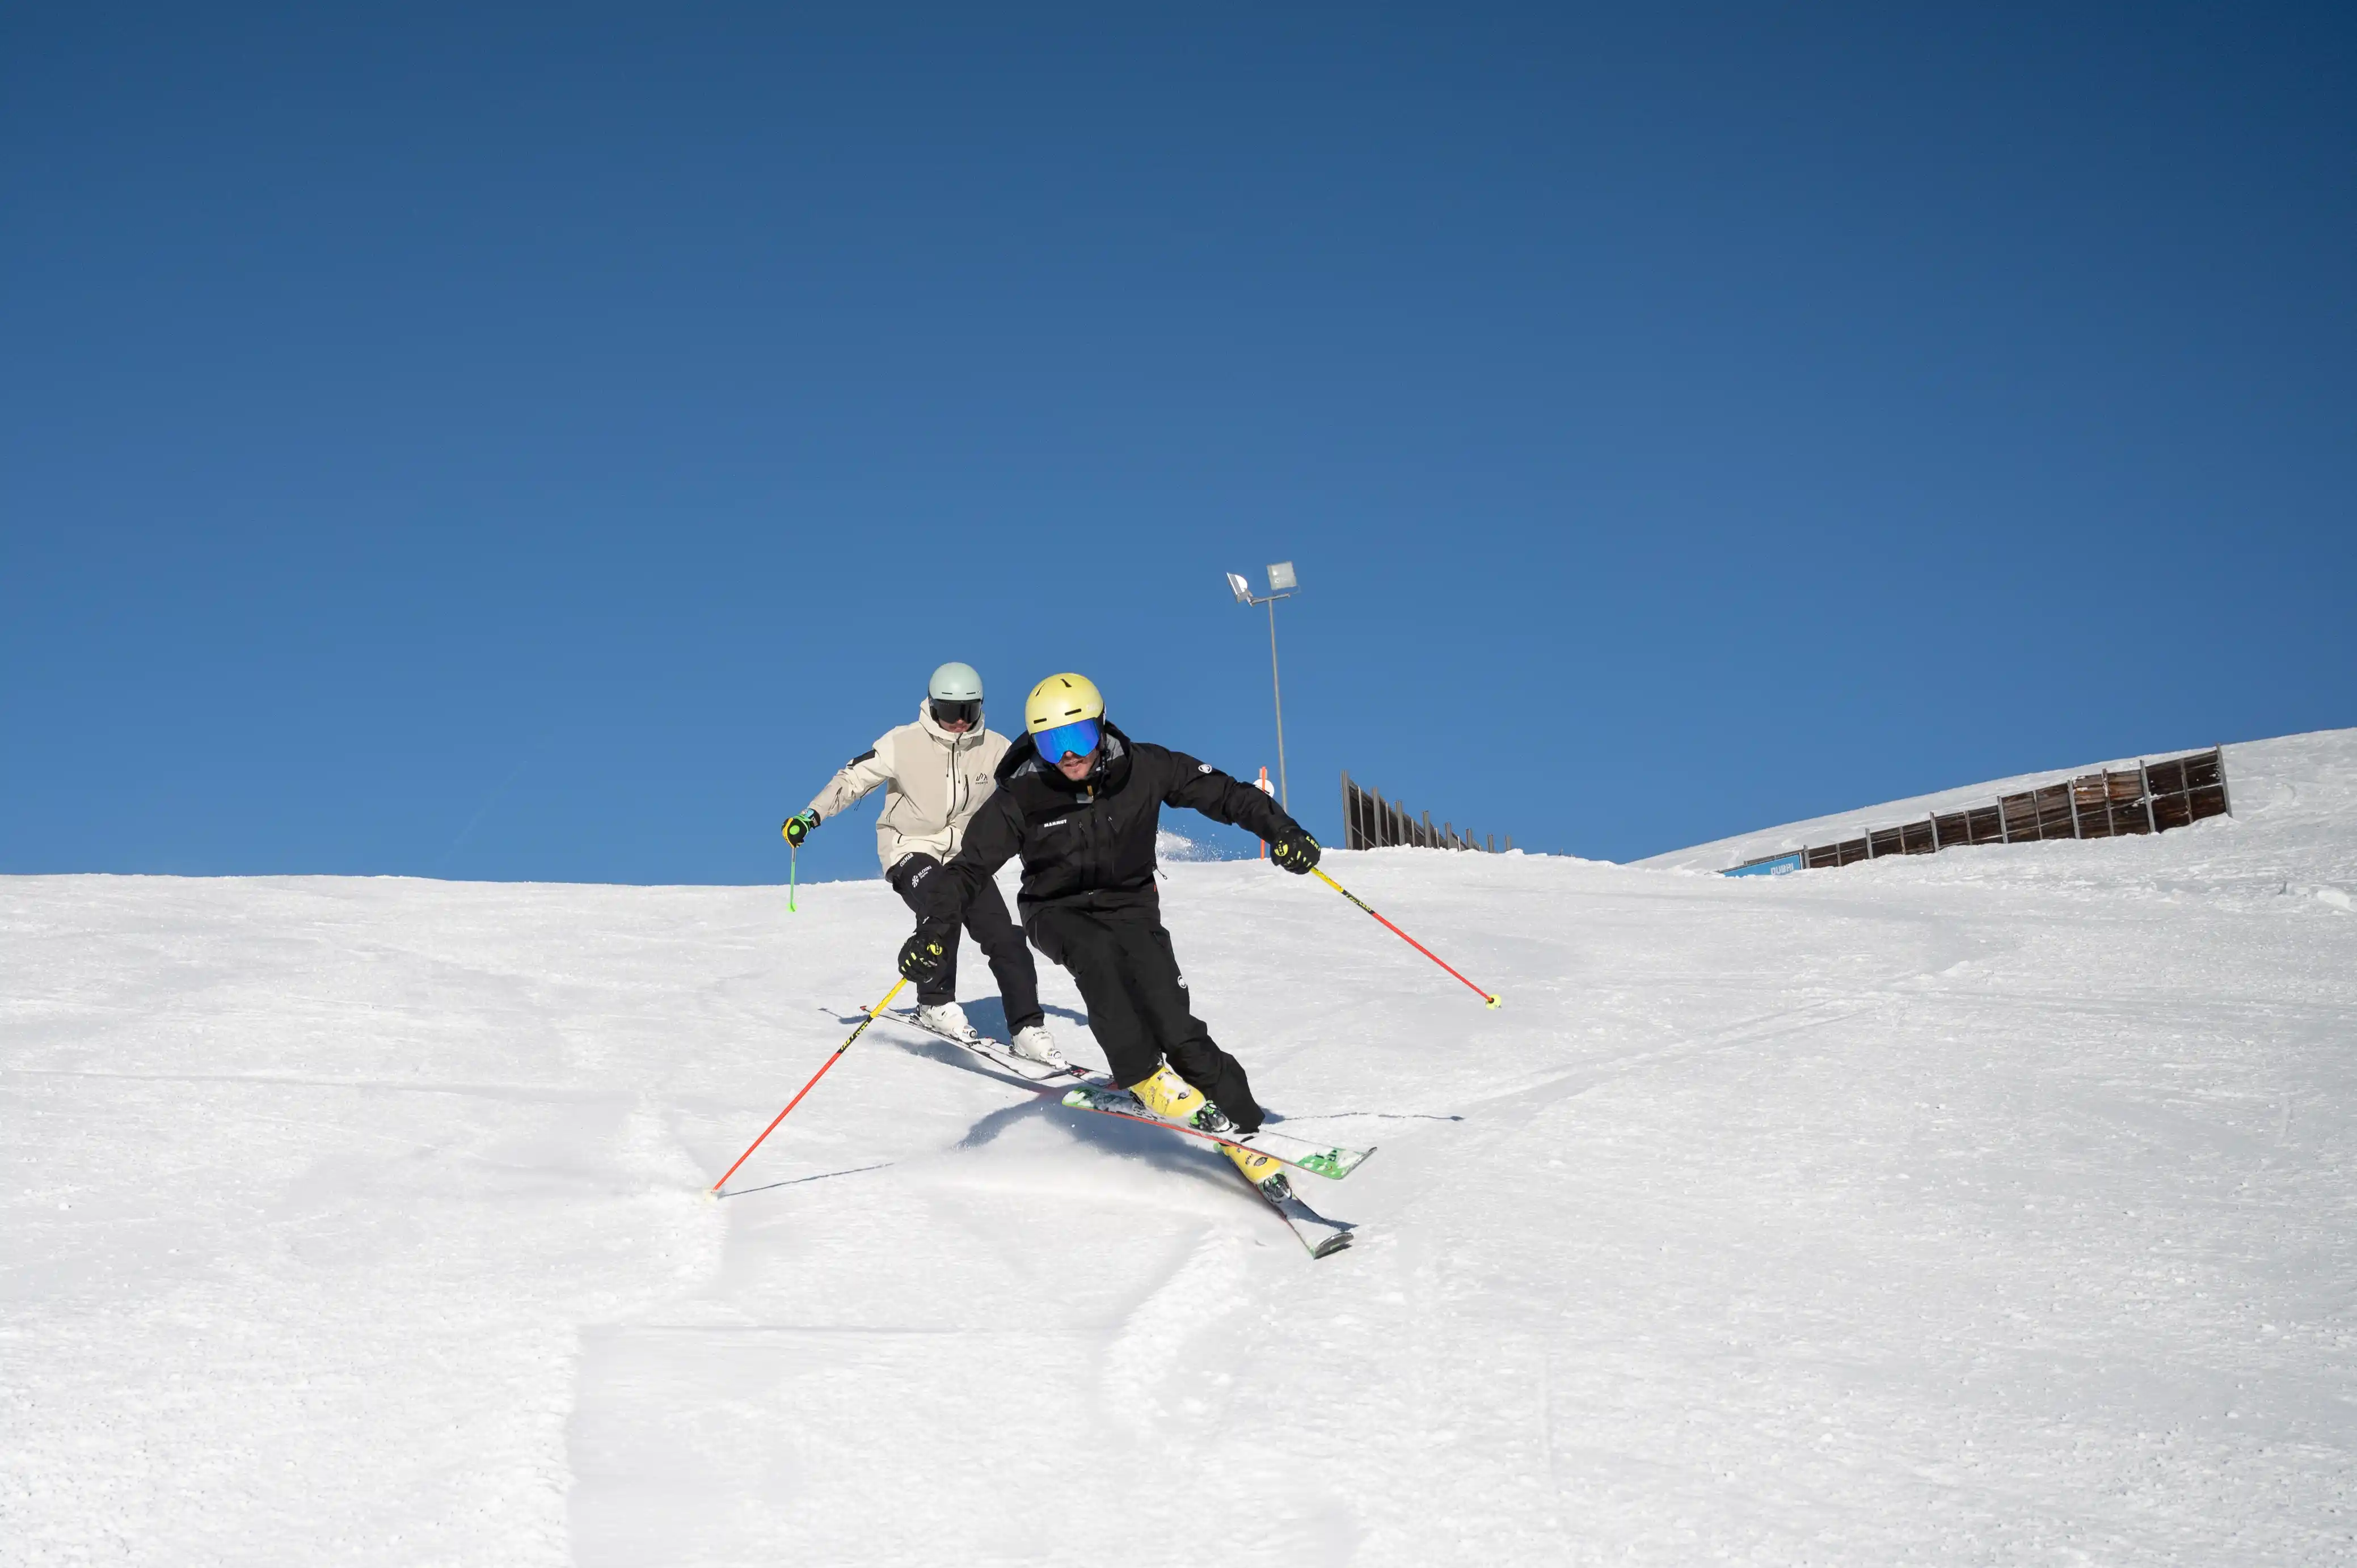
[{"x1": 928, "y1": 662, "x2": 984, "y2": 703}]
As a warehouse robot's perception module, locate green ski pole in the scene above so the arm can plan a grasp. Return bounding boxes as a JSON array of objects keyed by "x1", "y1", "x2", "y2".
[{"x1": 781, "y1": 815, "x2": 807, "y2": 912}]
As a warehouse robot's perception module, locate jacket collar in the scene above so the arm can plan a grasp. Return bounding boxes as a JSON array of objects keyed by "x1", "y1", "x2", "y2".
[{"x1": 913, "y1": 701, "x2": 984, "y2": 751}]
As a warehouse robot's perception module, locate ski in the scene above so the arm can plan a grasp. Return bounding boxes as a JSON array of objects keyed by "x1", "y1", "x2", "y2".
[
  {"x1": 1055, "y1": 1085, "x2": 1376, "y2": 1181},
  {"x1": 849, "y1": 1004, "x2": 1360, "y2": 1257},
  {"x1": 888, "y1": 1008, "x2": 1080, "y2": 1085},
  {"x1": 849, "y1": 1004, "x2": 1377, "y2": 1181},
  {"x1": 1246, "y1": 1172, "x2": 1355, "y2": 1259}
]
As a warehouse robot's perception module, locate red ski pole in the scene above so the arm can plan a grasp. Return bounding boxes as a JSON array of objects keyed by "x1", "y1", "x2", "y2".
[
  {"x1": 1310, "y1": 867, "x2": 1501, "y2": 1009},
  {"x1": 709, "y1": 977, "x2": 908, "y2": 1196}
]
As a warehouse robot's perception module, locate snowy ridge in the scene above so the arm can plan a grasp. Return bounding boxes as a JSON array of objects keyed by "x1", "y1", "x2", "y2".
[
  {"x1": 1637, "y1": 732, "x2": 2325, "y2": 874},
  {"x1": 5, "y1": 729, "x2": 2355, "y2": 1563}
]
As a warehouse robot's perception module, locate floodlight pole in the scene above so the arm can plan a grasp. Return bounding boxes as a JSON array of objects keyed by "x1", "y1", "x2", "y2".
[
  {"x1": 1266, "y1": 594, "x2": 1288, "y2": 809},
  {"x1": 1224, "y1": 567, "x2": 1296, "y2": 811}
]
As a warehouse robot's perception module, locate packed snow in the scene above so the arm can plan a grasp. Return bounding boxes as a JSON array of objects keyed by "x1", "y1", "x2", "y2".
[{"x1": 5, "y1": 730, "x2": 2354, "y2": 1565}]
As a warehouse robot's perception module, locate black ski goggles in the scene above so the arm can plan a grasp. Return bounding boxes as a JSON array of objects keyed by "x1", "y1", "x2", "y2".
[{"x1": 929, "y1": 698, "x2": 981, "y2": 729}]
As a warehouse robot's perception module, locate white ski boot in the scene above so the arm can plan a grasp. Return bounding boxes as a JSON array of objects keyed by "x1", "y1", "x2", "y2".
[
  {"x1": 1009, "y1": 1023, "x2": 1068, "y2": 1069},
  {"x1": 916, "y1": 1001, "x2": 980, "y2": 1043}
]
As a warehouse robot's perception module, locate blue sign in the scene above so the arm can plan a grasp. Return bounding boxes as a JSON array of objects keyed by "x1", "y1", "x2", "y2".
[{"x1": 1723, "y1": 853, "x2": 1803, "y2": 878}]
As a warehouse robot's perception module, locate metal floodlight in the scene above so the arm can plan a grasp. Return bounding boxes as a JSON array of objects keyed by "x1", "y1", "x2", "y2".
[{"x1": 1218, "y1": 559, "x2": 1301, "y2": 809}]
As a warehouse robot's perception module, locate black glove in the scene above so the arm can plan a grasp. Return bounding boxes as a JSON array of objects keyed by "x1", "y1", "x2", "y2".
[
  {"x1": 898, "y1": 919, "x2": 955, "y2": 984},
  {"x1": 782, "y1": 810, "x2": 820, "y2": 848},
  {"x1": 1270, "y1": 830, "x2": 1321, "y2": 874}
]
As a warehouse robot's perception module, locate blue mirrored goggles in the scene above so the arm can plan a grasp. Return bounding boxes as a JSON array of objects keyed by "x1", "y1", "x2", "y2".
[{"x1": 1034, "y1": 717, "x2": 1101, "y2": 762}]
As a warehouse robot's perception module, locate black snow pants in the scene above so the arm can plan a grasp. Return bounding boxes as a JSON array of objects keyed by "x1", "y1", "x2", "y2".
[
  {"x1": 889, "y1": 854, "x2": 1044, "y2": 1032},
  {"x1": 1024, "y1": 902, "x2": 1264, "y2": 1132}
]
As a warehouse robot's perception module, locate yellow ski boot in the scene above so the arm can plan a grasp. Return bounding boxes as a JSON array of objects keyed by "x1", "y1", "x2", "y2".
[
  {"x1": 1126, "y1": 1063, "x2": 1237, "y2": 1134},
  {"x1": 1224, "y1": 1140, "x2": 1293, "y2": 1201}
]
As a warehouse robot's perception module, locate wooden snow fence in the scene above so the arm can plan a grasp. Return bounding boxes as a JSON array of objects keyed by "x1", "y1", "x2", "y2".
[
  {"x1": 1340, "y1": 771, "x2": 1510, "y2": 852},
  {"x1": 1724, "y1": 746, "x2": 2232, "y2": 877}
]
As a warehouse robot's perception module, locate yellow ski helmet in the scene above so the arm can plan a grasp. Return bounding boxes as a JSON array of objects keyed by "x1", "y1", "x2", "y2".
[{"x1": 1024, "y1": 673, "x2": 1104, "y2": 734}]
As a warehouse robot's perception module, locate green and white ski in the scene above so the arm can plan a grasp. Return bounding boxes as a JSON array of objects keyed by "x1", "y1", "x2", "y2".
[
  {"x1": 855, "y1": 1003, "x2": 1374, "y2": 1178},
  {"x1": 1250, "y1": 1177, "x2": 1355, "y2": 1259},
  {"x1": 853, "y1": 1004, "x2": 1365, "y2": 1256},
  {"x1": 1055, "y1": 1084, "x2": 1376, "y2": 1182}
]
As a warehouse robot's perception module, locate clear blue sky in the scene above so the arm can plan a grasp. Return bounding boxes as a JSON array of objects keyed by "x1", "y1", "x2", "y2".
[{"x1": 4, "y1": 5, "x2": 2351, "y2": 885}]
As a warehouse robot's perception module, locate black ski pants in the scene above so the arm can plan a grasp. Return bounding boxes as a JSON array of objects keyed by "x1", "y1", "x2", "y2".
[
  {"x1": 889, "y1": 855, "x2": 1044, "y2": 1032},
  {"x1": 1024, "y1": 902, "x2": 1263, "y2": 1132}
]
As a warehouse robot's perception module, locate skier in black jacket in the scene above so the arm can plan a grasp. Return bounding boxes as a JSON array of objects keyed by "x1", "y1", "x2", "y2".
[{"x1": 896, "y1": 673, "x2": 1322, "y2": 1191}]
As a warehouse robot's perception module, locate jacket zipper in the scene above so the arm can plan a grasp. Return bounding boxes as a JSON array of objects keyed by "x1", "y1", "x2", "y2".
[{"x1": 947, "y1": 734, "x2": 962, "y2": 835}]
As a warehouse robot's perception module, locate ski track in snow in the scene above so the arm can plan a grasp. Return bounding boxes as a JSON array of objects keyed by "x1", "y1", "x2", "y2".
[{"x1": 4, "y1": 729, "x2": 2355, "y2": 1564}]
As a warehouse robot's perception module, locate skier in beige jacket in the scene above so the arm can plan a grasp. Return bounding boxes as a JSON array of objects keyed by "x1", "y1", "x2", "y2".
[{"x1": 783, "y1": 662, "x2": 1061, "y2": 1064}]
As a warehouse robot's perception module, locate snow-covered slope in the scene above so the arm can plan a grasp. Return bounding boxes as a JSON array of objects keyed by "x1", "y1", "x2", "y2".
[{"x1": 6, "y1": 731, "x2": 2354, "y2": 1565}]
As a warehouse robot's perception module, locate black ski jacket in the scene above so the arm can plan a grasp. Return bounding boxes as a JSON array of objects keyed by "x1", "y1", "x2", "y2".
[{"x1": 924, "y1": 721, "x2": 1302, "y2": 926}]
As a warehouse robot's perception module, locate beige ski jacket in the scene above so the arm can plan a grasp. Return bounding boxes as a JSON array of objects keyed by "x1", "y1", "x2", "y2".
[{"x1": 804, "y1": 704, "x2": 1015, "y2": 874}]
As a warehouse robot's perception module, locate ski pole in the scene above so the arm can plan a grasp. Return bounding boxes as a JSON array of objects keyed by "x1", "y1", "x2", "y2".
[
  {"x1": 789, "y1": 843, "x2": 798, "y2": 914},
  {"x1": 1309, "y1": 866, "x2": 1501, "y2": 1009},
  {"x1": 709, "y1": 977, "x2": 907, "y2": 1196}
]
